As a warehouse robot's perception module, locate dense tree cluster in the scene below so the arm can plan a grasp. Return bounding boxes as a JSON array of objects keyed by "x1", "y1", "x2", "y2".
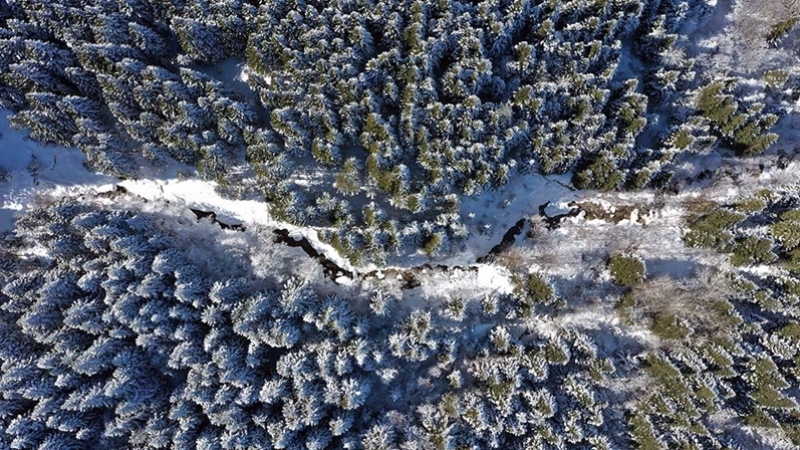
[
  {"x1": 0, "y1": 0, "x2": 784, "y2": 261},
  {"x1": 684, "y1": 191, "x2": 800, "y2": 274},
  {"x1": 2, "y1": 1, "x2": 800, "y2": 447},
  {"x1": 0, "y1": 201, "x2": 623, "y2": 448},
  {"x1": 0, "y1": 0, "x2": 259, "y2": 179},
  {"x1": 0, "y1": 196, "x2": 798, "y2": 448},
  {"x1": 5, "y1": 201, "x2": 800, "y2": 443}
]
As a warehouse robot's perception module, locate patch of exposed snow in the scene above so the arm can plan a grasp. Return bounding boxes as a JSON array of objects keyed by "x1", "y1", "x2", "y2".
[
  {"x1": 474, "y1": 265, "x2": 514, "y2": 295},
  {"x1": 452, "y1": 172, "x2": 577, "y2": 266},
  {"x1": 238, "y1": 65, "x2": 250, "y2": 83},
  {"x1": 116, "y1": 177, "x2": 358, "y2": 274},
  {"x1": 0, "y1": 110, "x2": 116, "y2": 231}
]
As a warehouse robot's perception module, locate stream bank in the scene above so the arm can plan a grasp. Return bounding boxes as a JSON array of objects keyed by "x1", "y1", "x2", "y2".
[{"x1": 189, "y1": 197, "x2": 583, "y2": 287}]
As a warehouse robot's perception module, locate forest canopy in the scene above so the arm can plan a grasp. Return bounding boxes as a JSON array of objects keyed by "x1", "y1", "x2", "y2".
[
  {"x1": 0, "y1": 0, "x2": 790, "y2": 262},
  {"x1": 2, "y1": 0, "x2": 800, "y2": 448},
  {"x1": 2, "y1": 188, "x2": 800, "y2": 448}
]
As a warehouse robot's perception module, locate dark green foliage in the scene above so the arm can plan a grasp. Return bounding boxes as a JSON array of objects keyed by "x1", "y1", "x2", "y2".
[
  {"x1": 649, "y1": 313, "x2": 691, "y2": 340},
  {"x1": 608, "y1": 254, "x2": 645, "y2": 287},
  {"x1": 628, "y1": 167, "x2": 653, "y2": 189},
  {"x1": 684, "y1": 208, "x2": 745, "y2": 249},
  {"x1": 615, "y1": 293, "x2": 636, "y2": 325},
  {"x1": 526, "y1": 273, "x2": 555, "y2": 303},
  {"x1": 644, "y1": 354, "x2": 692, "y2": 402},
  {"x1": 628, "y1": 411, "x2": 666, "y2": 449},
  {"x1": 764, "y1": 70, "x2": 790, "y2": 87},
  {"x1": 667, "y1": 127, "x2": 695, "y2": 150},
  {"x1": 692, "y1": 195, "x2": 800, "y2": 274},
  {"x1": 694, "y1": 81, "x2": 779, "y2": 155},
  {"x1": 734, "y1": 197, "x2": 767, "y2": 214},
  {"x1": 748, "y1": 357, "x2": 796, "y2": 409},
  {"x1": 334, "y1": 158, "x2": 361, "y2": 196},
  {"x1": 611, "y1": 195, "x2": 800, "y2": 447},
  {"x1": 771, "y1": 218, "x2": 800, "y2": 250},
  {"x1": 767, "y1": 17, "x2": 799, "y2": 45},
  {"x1": 573, "y1": 152, "x2": 624, "y2": 191},
  {"x1": 515, "y1": 273, "x2": 555, "y2": 305},
  {"x1": 422, "y1": 233, "x2": 442, "y2": 257},
  {"x1": 729, "y1": 236, "x2": 777, "y2": 266}
]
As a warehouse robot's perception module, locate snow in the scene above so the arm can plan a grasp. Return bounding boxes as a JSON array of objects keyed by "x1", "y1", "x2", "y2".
[
  {"x1": 474, "y1": 265, "x2": 514, "y2": 294},
  {"x1": 0, "y1": 78, "x2": 796, "y2": 346},
  {"x1": 451, "y1": 172, "x2": 577, "y2": 265},
  {"x1": 238, "y1": 65, "x2": 250, "y2": 83},
  {"x1": 0, "y1": 111, "x2": 115, "y2": 231},
  {"x1": 0, "y1": 105, "x2": 787, "y2": 317},
  {"x1": 418, "y1": 264, "x2": 514, "y2": 301},
  {"x1": 114, "y1": 177, "x2": 359, "y2": 273}
]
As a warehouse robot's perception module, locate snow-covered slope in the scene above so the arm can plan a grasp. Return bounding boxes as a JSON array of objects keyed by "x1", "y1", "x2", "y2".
[{"x1": 0, "y1": 112, "x2": 115, "y2": 231}]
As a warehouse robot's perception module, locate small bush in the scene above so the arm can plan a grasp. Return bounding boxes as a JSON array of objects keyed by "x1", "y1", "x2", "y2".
[
  {"x1": 650, "y1": 313, "x2": 691, "y2": 340},
  {"x1": 767, "y1": 17, "x2": 799, "y2": 44},
  {"x1": 744, "y1": 409, "x2": 780, "y2": 428},
  {"x1": 668, "y1": 127, "x2": 695, "y2": 150},
  {"x1": 628, "y1": 167, "x2": 652, "y2": 189},
  {"x1": 422, "y1": 233, "x2": 442, "y2": 257},
  {"x1": 771, "y1": 220, "x2": 800, "y2": 250},
  {"x1": 786, "y1": 247, "x2": 800, "y2": 273},
  {"x1": 525, "y1": 273, "x2": 555, "y2": 304},
  {"x1": 608, "y1": 254, "x2": 645, "y2": 287},
  {"x1": 615, "y1": 293, "x2": 636, "y2": 325},
  {"x1": 512, "y1": 273, "x2": 555, "y2": 310},
  {"x1": 763, "y1": 70, "x2": 789, "y2": 87}
]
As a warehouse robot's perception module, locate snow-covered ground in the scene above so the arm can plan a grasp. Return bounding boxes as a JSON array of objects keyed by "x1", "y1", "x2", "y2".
[
  {"x1": 452, "y1": 172, "x2": 576, "y2": 264},
  {"x1": 0, "y1": 110, "x2": 359, "y2": 274},
  {"x1": 0, "y1": 112, "x2": 115, "y2": 231},
  {"x1": 1, "y1": 96, "x2": 797, "y2": 335}
]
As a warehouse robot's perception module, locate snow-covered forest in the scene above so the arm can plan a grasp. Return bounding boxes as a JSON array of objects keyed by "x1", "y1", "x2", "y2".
[{"x1": 2, "y1": 0, "x2": 800, "y2": 448}]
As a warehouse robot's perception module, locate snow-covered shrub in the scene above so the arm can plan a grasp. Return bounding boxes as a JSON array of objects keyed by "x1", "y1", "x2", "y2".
[
  {"x1": 516, "y1": 273, "x2": 555, "y2": 305},
  {"x1": 607, "y1": 254, "x2": 646, "y2": 287}
]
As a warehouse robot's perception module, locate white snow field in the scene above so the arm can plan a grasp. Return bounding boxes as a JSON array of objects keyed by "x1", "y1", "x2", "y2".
[{"x1": 2, "y1": 101, "x2": 797, "y2": 288}]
